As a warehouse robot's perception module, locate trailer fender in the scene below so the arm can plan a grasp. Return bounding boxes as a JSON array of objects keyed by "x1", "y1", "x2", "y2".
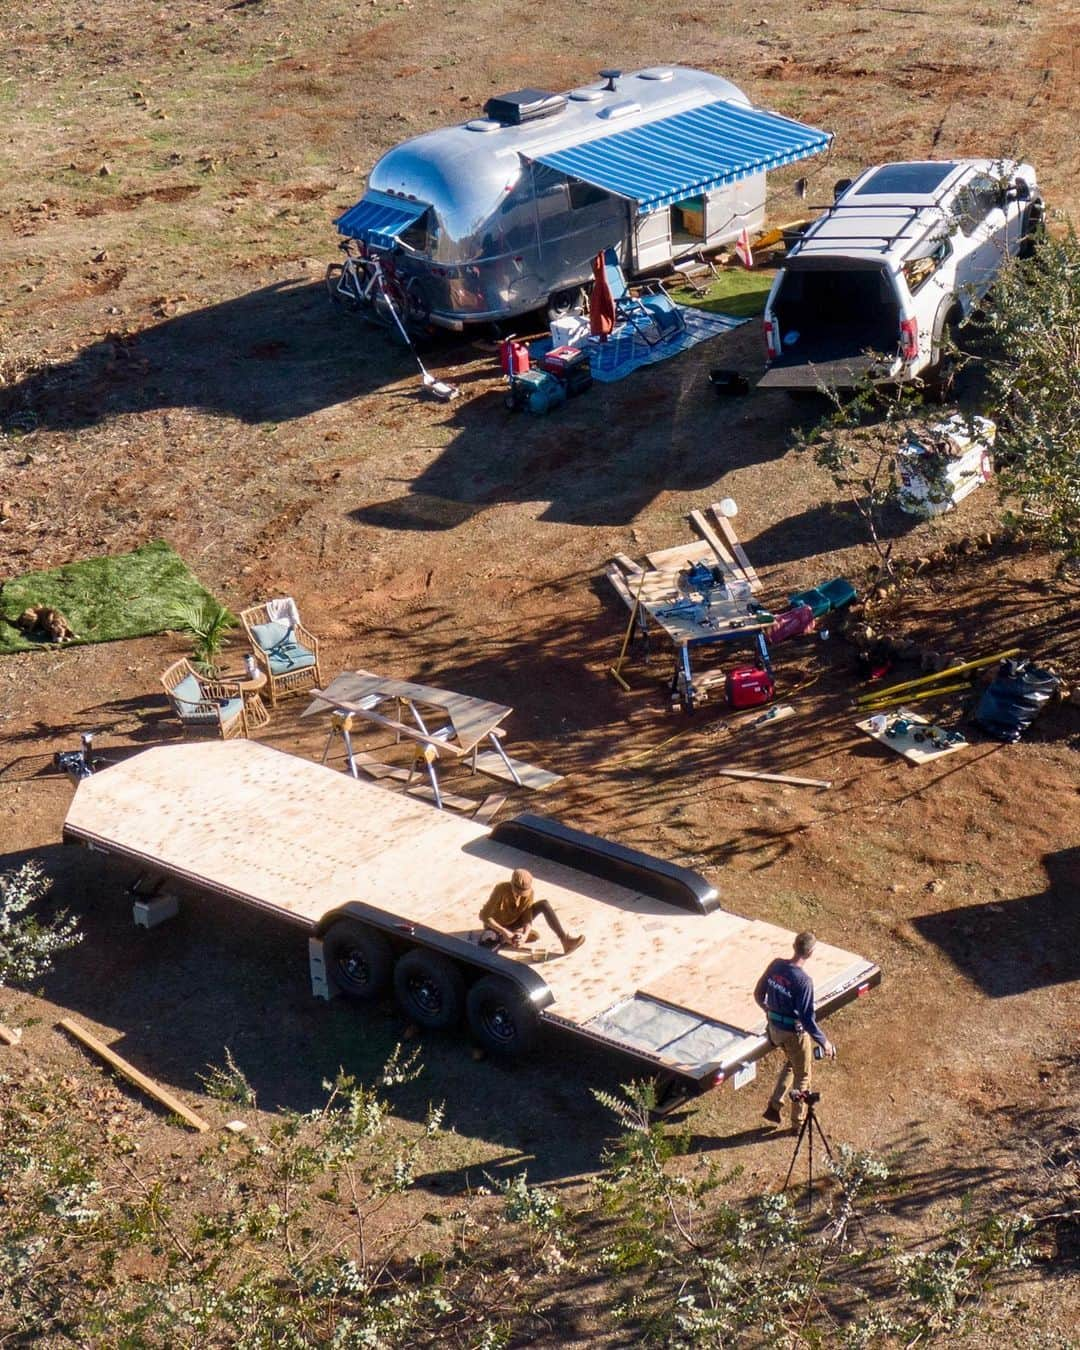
[{"x1": 490, "y1": 814, "x2": 719, "y2": 914}]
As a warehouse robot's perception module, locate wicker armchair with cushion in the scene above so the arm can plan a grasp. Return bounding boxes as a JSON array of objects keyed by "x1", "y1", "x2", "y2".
[
  {"x1": 161, "y1": 658, "x2": 248, "y2": 739},
  {"x1": 240, "y1": 601, "x2": 323, "y2": 706}
]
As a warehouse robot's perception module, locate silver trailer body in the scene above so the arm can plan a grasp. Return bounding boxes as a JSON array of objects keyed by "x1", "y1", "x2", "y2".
[{"x1": 336, "y1": 66, "x2": 831, "y2": 328}]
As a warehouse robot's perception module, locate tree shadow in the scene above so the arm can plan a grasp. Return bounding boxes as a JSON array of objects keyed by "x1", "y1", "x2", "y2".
[
  {"x1": 0, "y1": 279, "x2": 441, "y2": 428},
  {"x1": 747, "y1": 498, "x2": 921, "y2": 568},
  {"x1": 350, "y1": 324, "x2": 824, "y2": 529},
  {"x1": 911, "y1": 847, "x2": 1080, "y2": 996}
]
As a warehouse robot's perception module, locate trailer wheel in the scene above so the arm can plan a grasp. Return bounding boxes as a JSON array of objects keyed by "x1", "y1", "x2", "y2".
[
  {"x1": 466, "y1": 976, "x2": 539, "y2": 1058},
  {"x1": 393, "y1": 950, "x2": 466, "y2": 1030},
  {"x1": 546, "y1": 286, "x2": 584, "y2": 323},
  {"x1": 322, "y1": 920, "x2": 393, "y2": 1000}
]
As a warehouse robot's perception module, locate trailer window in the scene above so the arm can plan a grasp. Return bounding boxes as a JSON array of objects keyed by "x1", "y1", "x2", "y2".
[
  {"x1": 397, "y1": 208, "x2": 432, "y2": 255},
  {"x1": 568, "y1": 178, "x2": 610, "y2": 210},
  {"x1": 532, "y1": 162, "x2": 571, "y2": 241}
]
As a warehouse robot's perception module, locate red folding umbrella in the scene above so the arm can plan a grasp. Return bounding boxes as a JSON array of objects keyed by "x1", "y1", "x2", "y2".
[{"x1": 590, "y1": 251, "x2": 616, "y2": 341}]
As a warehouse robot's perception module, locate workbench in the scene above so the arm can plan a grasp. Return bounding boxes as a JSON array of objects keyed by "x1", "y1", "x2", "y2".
[
  {"x1": 607, "y1": 504, "x2": 771, "y2": 712},
  {"x1": 302, "y1": 670, "x2": 523, "y2": 807}
]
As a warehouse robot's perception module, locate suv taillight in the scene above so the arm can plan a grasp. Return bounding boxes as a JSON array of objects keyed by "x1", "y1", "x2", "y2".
[
  {"x1": 899, "y1": 316, "x2": 919, "y2": 362},
  {"x1": 763, "y1": 317, "x2": 777, "y2": 361}
]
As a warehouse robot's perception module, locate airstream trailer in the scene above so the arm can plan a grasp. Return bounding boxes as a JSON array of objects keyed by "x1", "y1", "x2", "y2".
[{"x1": 332, "y1": 66, "x2": 832, "y2": 330}]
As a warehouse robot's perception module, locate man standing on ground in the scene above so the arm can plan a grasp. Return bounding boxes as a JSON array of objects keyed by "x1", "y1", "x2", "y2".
[
  {"x1": 754, "y1": 931, "x2": 836, "y2": 1131},
  {"x1": 480, "y1": 868, "x2": 585, "y2": 957}
]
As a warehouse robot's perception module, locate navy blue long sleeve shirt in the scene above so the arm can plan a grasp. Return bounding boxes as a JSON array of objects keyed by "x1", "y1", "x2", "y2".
[{"x1": 754, "y1": 958, "x2": 826, "y2": 1047}]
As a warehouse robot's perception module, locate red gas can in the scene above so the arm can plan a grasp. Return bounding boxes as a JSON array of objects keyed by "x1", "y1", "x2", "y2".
[
  {"x1": 725, "y1": 666, "x2": 775, "y2": 710},
  {"x1": 500, "y1": 338, "x2": 530, "y2": 376}
]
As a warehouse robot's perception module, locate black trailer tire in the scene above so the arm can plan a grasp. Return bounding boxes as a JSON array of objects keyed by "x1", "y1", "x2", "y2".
[
  {"x1": 393, "y1": 950, "x2": 466, "y2": 1030},
  {"x1": 323, "y1": 920, "x2": 393, "y2": 1000},
  {"x1": 466, "y1": 976, "x2": 539, "y2": 1058},
  {"x1": 546, "y1": 286, "x2": 585, "y2": 323}
]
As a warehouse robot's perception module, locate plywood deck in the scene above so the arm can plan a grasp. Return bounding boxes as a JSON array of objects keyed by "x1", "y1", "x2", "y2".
[{"x1": 65, "y1": 742, "x2": 875, "y2": 1036}]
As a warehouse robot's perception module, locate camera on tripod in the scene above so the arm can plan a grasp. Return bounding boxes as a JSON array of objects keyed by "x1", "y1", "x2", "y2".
[{"x1": 789, "y1": 1089, "x2": 821, "y2": 1105}]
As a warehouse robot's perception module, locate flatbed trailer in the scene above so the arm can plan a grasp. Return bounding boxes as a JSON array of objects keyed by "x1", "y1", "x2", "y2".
[{"x1": 62, "y1": 741, "x2": 880, "y2": 1097}]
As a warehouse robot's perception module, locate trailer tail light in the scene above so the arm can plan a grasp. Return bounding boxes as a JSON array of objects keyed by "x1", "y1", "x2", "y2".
[
  {"x1": 899, "y1": 316, "x2": 919, "y2": 362},
  {"x1": 763, "y1": 317, "x2": 777, "y2": 360},
  {"x1": 713, "y1": 1069, "x2": 726, "y2": 1086},
  {"x1": 857, "y1": 982, "x2": 871, "y2": 997}
]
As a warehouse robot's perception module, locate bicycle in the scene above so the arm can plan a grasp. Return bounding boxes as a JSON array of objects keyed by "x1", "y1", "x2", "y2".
[{"x1": 325, "y1": 239, "x2": 430, "y2": 340}]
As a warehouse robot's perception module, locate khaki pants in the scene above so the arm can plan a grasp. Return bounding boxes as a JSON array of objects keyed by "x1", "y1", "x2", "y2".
[{"x1": 767, "y1": 1024, "x2": 813, "y2": 1128}]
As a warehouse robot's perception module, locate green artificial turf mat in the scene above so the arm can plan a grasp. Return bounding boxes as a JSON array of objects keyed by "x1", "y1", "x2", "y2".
[
  {"x1": 670, "y1": 266, "x2": 776, "y2": 318},
  {"x1": 0, "y1": 540, "x2": 225, "y2": 654}
]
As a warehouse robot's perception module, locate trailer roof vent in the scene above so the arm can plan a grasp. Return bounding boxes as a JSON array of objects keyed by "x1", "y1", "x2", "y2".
[
  {"x1": 569, "y1": 87, "x2": 604, "y2": 102},
  {"x1": 466, "y1": 119, "x2": 502, "y2": 133},
  {"x1": 482, "y1": 88, "x2": 567, "y2": 126},
  {"x1": 638, "y1": 67, "x2": 674, "y2": 81}
]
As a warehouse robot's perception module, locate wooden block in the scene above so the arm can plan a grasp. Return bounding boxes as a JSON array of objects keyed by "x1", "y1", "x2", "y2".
[
  {"x1": 58, "y1": 1018, "x2": 210, "y2": 1132},
  {"x1": 0, "y1": 1023, "x2": 22, "y2": 1046},
  {"x1": 708, "y1": 504, "x2": 761, "y2": 591},
  {"x1": 473, "y1": 793, "x2": 507, "y2": 824},
  {"x1": 350, "y1": 752, "x2": 410, "y2": 782},
  {"x1": 716, "y1": 767, "x2": 831, "y2": 789}
]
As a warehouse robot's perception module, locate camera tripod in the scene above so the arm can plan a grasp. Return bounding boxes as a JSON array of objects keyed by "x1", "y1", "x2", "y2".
[
  {"x1": 781, "y1": 1090, "x2": 833, "y2": 1213},
  {"x1": 780, "y1": 1091, "x2": 871, "y2": 1244}
]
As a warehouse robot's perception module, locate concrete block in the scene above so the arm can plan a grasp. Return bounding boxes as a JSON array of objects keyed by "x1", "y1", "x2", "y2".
[{"x1": 132, "y1": 893, "x2": 180, "y2": 929}]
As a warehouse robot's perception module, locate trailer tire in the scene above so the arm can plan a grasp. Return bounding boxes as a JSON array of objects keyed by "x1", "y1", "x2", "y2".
[
  {"x1": 393, "y1": 950, "x2": 466, "y2": 1030},
  {"x1": 466, "y1": 976, "x2": 539, "y2": 1058},
  {"x1": 546, "y1": 286, "x2": 584, "y2": 323},
  {"x1": 323, "y1": 920, "x2": 393, "y2": 1000}
]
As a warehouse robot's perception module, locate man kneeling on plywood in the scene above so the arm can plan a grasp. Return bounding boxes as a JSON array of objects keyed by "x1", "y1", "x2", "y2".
[{"x1": 480, "y1": 868, "x2": 585, "y2": 957}]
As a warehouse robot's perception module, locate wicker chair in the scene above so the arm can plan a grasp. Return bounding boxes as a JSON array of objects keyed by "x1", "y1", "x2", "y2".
[
  {"x1": 239, "y1": 601, "x2": 323, "y2": 707},
  {"x1": 161, "y1": 658, "x2": 248, "y2": 739}
]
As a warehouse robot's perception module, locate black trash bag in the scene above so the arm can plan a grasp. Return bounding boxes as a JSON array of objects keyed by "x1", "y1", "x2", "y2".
[{"x1": 974, "y1": 657, "x2": 1059, "y2": 742}]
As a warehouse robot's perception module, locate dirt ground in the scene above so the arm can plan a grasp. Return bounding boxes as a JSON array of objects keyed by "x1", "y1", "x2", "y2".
[{"x1": 1, "y1": 0, "x2": 1078, "y2": 1338}]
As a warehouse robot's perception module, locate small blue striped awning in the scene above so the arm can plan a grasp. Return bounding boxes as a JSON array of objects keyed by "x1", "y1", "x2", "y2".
[
  {"x1": 335, "y1": 192, "x2": 428, "y2": 249},
  {"x1": 532, "y1": 101, "x2": 831, "y2": 212}
]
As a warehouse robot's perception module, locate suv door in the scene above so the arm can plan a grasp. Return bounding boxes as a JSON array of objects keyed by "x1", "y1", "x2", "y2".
[{"x1": 952, "y1": 173, "x2": 1009, "y2": 302}]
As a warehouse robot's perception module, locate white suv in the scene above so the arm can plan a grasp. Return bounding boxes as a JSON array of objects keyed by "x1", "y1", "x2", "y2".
[{"x1": 758, "y1": 158, "x2": 1042, "y2": 397}]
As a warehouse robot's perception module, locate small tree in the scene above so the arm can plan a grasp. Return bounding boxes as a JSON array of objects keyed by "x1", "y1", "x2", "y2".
[
  {"x1": 0, "y1": 861, "x2": 81, "y2": 992},
  {"x1": 795, "y1": 379, "x2": 927, "y2": 580},
  {"x1": 979, "y1": 224, "x2": 1080, "y2": 552},
  {"x1": 167, "y1": 597, "x2": 236, "y2": 677}
]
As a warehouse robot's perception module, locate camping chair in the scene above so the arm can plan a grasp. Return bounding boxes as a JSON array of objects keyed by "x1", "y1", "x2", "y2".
[
  {"x1": 161, "y1": 658, "x2": 248, "y2": 739},
  {"x1": 240, "y1": 600, "x2": 323, "y2": 706},
  {"x1": 602, "y1": 249, "x2": 685, "y2": 345}
]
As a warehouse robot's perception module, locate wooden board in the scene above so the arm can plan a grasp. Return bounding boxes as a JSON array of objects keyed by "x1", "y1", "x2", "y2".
[
  {"x1": 716, "y1": 767, "x2": 832, "y2": 788},
  {"x1": 639, "y1": 922, "x2": 867, "y2": 1031},
  {"x1": 688, "y1": 508, "x2": 739, "y2": 570},
  {"x1": 58, "y1": 1017, "x2": 210, "y2": 1132},
  {"x1": 473, "y1": 750, "x2": 563, "y2": 790},
  {"x1": 709, "y1": 504, "x2": 762, "y2": 591},
  {"x1": 856, "y1": 710, "x2": 968, "y2": 765},
  {"x1": 473, "y1": 793, "x2": 507, "y2": 824},
  {"x1": 644, "y1": 539, "x2": 715, "y2": 571}
]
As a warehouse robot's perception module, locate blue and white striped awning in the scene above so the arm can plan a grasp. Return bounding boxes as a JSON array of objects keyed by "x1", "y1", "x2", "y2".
[
  {"x1": 335, "y1": 192, "x2": 428, "y2": 249},
  {"x1": 532, "y1": 100, "x2": 831, "y2": 212}
]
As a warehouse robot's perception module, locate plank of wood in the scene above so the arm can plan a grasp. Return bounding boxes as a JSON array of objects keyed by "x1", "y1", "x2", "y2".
[
  {"x1": 58, "y1": 1018, "x2": 210, "y2": 1132},
  {"x1": 473, "y1": 793, "x2": 507, "y2": 824},
  {"x1": 349, "y1": 751, "x2": 411, "y2": 782},
  {"x1": 406, "y1": 784, "x2": 480, "y2": 813},
  {"x1": 605, "y1": 565, "x2": 638, "y2": 609},
  {"x1": 644, "y1": 539, "x2": 715, "y2": 570},
  {"x1": 708, "y1": 504, "x2": 762, "y2": 591},
  {"x1": 687, "y1": 508, "x2": 738, "y2": 569},
  {"x1": 473, "y1": 750, "x2": 563, "y2": 790},
  {"x1": 611, "y1": 552, "x2": 644, "y2": 576},
  {"x1": 856, "y1": 712, "x2": 967, "y2": 765},
  {"x1": 0, "y1": 1023, "x2": 22, "y2": 1046},
  {"x1": 716, "y1": 767, "x2": 832, "y2": 788}
]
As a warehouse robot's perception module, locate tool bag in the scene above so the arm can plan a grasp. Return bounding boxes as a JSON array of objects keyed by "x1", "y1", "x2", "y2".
[
  {"x1": 974, "y1": 657, "x2": 1059, "y2": 742},
  {"x1": 725, "y1": 666, "x2": 775, "y2": 709}
]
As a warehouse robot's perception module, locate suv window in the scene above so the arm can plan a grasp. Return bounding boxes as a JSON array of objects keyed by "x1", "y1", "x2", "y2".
[
  {"x1": 953, "y1": 174, "x2": 1000, "y2": 236},
  {"x1": 854, "y1": 162, "x2": 956, "y2": 196},
  {"x1": 902, "y1": 236, "x2": 952, "y2": 293}
]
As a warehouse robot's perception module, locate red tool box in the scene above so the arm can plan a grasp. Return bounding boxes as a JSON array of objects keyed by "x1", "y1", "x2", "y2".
[{"x1": 540, "y1": 345, "x2": 592, "y2": 396}]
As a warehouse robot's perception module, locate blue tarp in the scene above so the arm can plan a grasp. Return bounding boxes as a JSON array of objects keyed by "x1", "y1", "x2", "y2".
[
  {"x1": 533, "y1": 101, "x2": 831, "y2": 213},
  {"x1": 335, "y1": 194, "x2": 427, "y2": 249}
]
